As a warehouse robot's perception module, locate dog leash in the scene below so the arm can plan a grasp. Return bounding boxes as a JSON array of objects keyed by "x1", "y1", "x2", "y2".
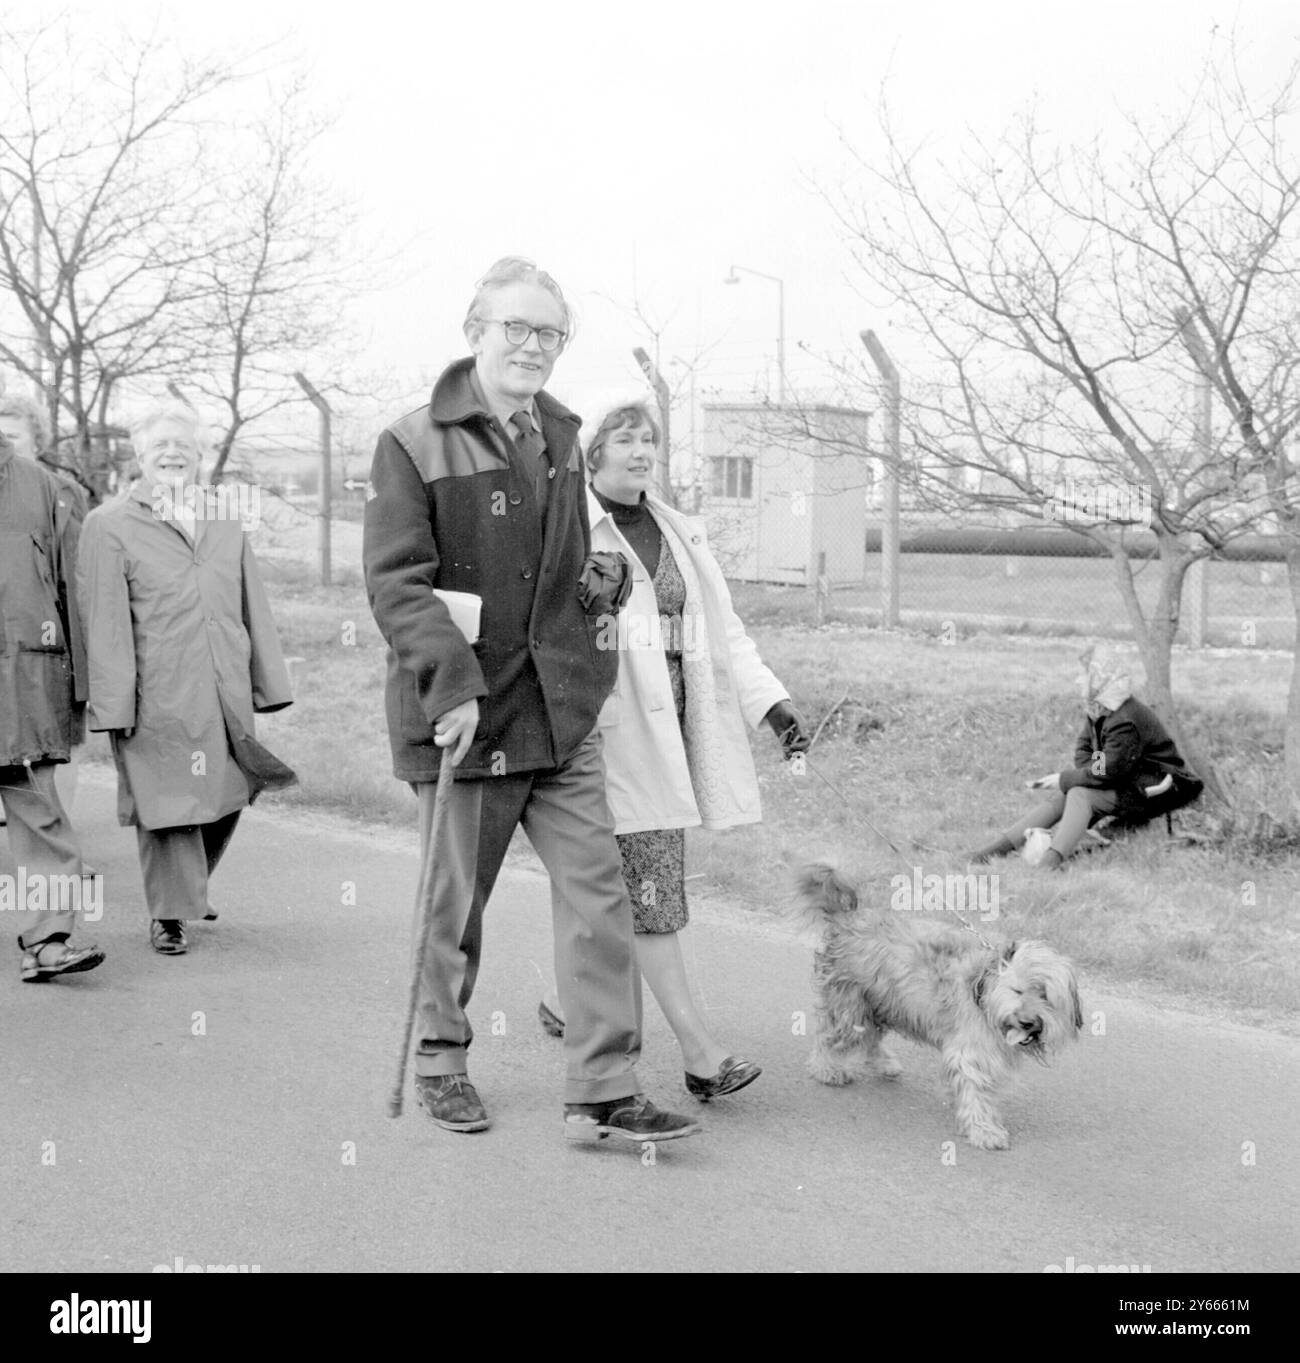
[
  {"x1": 797, "y1": 752, "x2": 906, "y2": 858},
  {"x1": 782, "y1": 712, "x2": 999, "y2": 953},
  {"x1": 781, "y1": 706, "x2": 937, "y2": 862},
  {"x1": 954, "y1": 914, "x2": 998, "y2": 953}
]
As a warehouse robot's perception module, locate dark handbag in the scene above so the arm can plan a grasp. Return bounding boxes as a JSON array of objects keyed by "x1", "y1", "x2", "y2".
[
  {"x1": 1141, "y1": 767, "x2": 1203, "y2": 816},
  {"x1": 578, "y1": 551, "x2": 633, "y2": 614}
]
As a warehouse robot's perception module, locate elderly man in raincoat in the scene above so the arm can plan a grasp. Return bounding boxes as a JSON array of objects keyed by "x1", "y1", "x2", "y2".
[
  {"x1": 0, "y1": 415, "x2": 104, "y2": 981},
  {"x1": 77, "y1": 401, "x2": 294, "y2": 955},
  {"x1": 966, "y1": 643, "x2": 1203, "y2": 868}
]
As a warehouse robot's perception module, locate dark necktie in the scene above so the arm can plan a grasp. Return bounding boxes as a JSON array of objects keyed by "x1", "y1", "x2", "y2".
[{"x1": 509, "y1": 410, "x2": 550, "y2": 519}]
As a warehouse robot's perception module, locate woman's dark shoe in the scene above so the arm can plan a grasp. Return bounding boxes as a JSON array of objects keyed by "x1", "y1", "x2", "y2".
[
  {"x1": 684, "y1": 1056, "x2": 762, "y2": 1101},
  {"x1": 413, "y1": 1074, "x2": 490, "y2": 1132},
  {"x1": 538, "y1": 1000, "x2": 565, "y2": 1038},
  {"x1": 149, "y1": 919, "x2": 187, "y2": 955},
  {"x1": 20, "y1": 938, "x2": 106, "y2": 982}
]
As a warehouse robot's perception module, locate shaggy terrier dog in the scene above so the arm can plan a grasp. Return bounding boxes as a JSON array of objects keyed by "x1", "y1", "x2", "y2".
[{"x1": 797, "y1": 863, "x2": 1082, "y2": 1149}]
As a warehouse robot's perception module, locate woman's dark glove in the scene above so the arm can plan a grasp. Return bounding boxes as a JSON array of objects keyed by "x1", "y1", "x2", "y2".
[
  {"x1": 578, "y1": 551, "x2": 633, "y2": 614},
  {"x1": 764, "y1": 700, "x2": 811, "y2": 758}
]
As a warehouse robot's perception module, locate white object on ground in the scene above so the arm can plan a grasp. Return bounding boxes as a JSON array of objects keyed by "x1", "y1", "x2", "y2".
[{"x1": 1022, "y1": 827, "x2": 1054, "y2": 866}]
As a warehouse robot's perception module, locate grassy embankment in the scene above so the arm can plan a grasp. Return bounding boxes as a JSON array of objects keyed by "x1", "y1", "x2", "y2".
[{"x1": 83, "y1": 547, "x2": 1300, "y2": 1028}]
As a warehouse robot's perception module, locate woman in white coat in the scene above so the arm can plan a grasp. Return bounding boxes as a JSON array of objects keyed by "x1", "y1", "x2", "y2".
[{"x1": 541, "y1": 403, "x2": 809, "y2": 1099}]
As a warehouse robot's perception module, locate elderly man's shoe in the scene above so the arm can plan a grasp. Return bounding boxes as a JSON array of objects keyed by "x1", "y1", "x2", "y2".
[
  {"x1": 414, "y1": 1074, "x2": 490, "y2": 1132},
  {"x1": 685, "y1": 1056, "x2": 762, "y2": 1101},
  {"x1": 20, "y1": 938, "x2": 105, "y2": 982},
  {"x1": 563, "y1": 1094, "x2": 702, "y2": 1144},
  {"x1": 150, "y1": 920, "x2": 187, "y2": 954}
]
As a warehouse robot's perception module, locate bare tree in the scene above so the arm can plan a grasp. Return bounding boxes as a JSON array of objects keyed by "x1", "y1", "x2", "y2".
[
  {"x1": 179, "y1": 77, "x2": 365, "y2": 483},
  {"x1": 813, "y1": 44, "x2": 1300, "y2": 805},
  {"x1": 0, "y1": 19, "x2": 368, "y2": 496},
  {"x1": 1167, "y1": 60, "x2": 1300, "y2": 809},
  {"x1": 0, "y1": 18, "x2": 241, "y2": 491}
]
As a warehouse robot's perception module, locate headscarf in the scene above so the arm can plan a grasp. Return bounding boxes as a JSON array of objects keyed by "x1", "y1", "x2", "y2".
[{"x1": 1079, "y1": 643, "x2": 1132, "y2": 718}]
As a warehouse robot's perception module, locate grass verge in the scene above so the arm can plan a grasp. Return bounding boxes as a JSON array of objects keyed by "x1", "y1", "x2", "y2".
[{"x1": 81, "y1": 561, "x2": 1300, "y2": 1029}]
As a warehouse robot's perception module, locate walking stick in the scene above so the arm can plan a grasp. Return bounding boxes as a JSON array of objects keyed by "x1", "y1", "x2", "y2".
[
  {"x1": 387, "y1": 589, "x2": 481, "y2": 1118},
  {"x1": 388, "y1": 764, "x2": 456, "y2": 1117}
]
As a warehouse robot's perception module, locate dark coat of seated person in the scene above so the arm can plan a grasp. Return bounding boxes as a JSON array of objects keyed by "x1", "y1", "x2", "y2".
[{"x1": 967, "y1": 644, "x2": 1203, "y2": 869}]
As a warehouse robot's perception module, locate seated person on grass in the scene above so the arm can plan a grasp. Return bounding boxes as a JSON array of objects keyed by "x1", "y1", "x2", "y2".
[{"x1": 966, "y1": 643, "x2": 1204, "y2": 870}]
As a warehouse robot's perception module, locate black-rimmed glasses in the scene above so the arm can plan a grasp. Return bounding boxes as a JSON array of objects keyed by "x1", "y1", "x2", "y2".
[{"x1": 482, "y1": 318, "x2": 567, "y2": 352}]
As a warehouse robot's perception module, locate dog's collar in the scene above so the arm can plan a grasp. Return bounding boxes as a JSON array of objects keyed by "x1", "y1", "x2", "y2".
[{"x1": 973, "y1": 941, "x2": 1018, "y2": 1008}]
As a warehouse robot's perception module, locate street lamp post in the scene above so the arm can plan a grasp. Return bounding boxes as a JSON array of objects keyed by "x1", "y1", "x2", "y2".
[{"x1": 724, "y1": 264, "x2": 785, "y2": 405}]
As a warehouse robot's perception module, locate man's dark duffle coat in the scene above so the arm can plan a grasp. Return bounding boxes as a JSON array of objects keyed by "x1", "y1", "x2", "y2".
[
  {"x1": 0, "y1": 445, "x2": 87, "y2": 764},
  {"x1": 1060, "y1": 696, "x2": 1203, "y2": 819},
  {"x1": 363, "y1": 358, "x2": 617, "y2": 782}
]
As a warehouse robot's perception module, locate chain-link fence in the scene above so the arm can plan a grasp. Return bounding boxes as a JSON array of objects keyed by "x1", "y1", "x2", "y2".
[
  {"x1": 851, "y1": 544, "x2": 1292, "y2": 649},
  {"x1": 697, "y1": 400, "x2": 1295, "y2": 651}
]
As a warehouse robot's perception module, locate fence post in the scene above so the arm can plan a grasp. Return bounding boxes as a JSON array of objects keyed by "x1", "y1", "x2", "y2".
[
  {"x1": 1177, "y1": 311, "x2": 1214, "y2": 647},
  {"x1": 1186, "y1": 558, "x2": 1210, "y2": 647},
  {"x1": 861, "y1": 330, "x2": 900, "y2": 627},
  {"x1": 1189, "y1": 365, "x2": 1213, "y2": 645},
  {"x1": 294, "y1": 371, "x2": 332, "y2": 587},
  {"x1": 814, "y1": 549, "x2": 830, "y2": 626},
  {"x1": 632, "y1": 347, "x2": 672, "y2": 502}
]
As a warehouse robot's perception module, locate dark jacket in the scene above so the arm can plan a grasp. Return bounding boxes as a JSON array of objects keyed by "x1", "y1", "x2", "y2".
[
  {"x1": 38, "y1": 455, "x2": 93, "y2": 522},
  {"x1": 363, "y1": 358, "x2": 617, "y2": 782},
  {"x1": 0, "y1": 445, "x2": 86, "y2": 764},
  {"x1": 1060, "y1": 696, "x2": 1203, "y2": 819}
]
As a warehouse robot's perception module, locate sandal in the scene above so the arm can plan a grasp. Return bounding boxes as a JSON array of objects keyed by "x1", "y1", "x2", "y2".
[{"x1": 21, "y1": 938, "x2": 106, "y2": 982}]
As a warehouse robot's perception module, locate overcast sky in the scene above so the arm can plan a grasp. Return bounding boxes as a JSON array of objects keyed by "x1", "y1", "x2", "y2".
[{"x1": 14, "y1": 0, "x2": 1300, "y2": 442}]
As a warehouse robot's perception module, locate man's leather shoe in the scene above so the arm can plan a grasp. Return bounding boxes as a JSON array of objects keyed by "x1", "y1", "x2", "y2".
[
  {"x1": 149, "y1": 920, "x2": 187, "y2": 955},
  {"x1": 685, "y1": 1056, "x2": 762, "y2": 1101},
  {"x1": 414, "y1": 1074, "x2": 490, "y2": 1132},
  {"x1": 563, "y1": 1094, "x2": 702, "y2": 1144}
]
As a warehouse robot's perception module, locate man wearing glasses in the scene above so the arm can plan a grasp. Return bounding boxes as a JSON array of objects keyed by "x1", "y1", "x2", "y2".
[{"x1": 364, "y1": 257, "x2": 701, "y2": 1145}]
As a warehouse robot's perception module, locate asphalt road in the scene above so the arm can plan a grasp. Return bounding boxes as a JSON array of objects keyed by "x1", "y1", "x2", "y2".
[{"x1": 1, "y1": 772, "x2": 1295, "y2": 1273}]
